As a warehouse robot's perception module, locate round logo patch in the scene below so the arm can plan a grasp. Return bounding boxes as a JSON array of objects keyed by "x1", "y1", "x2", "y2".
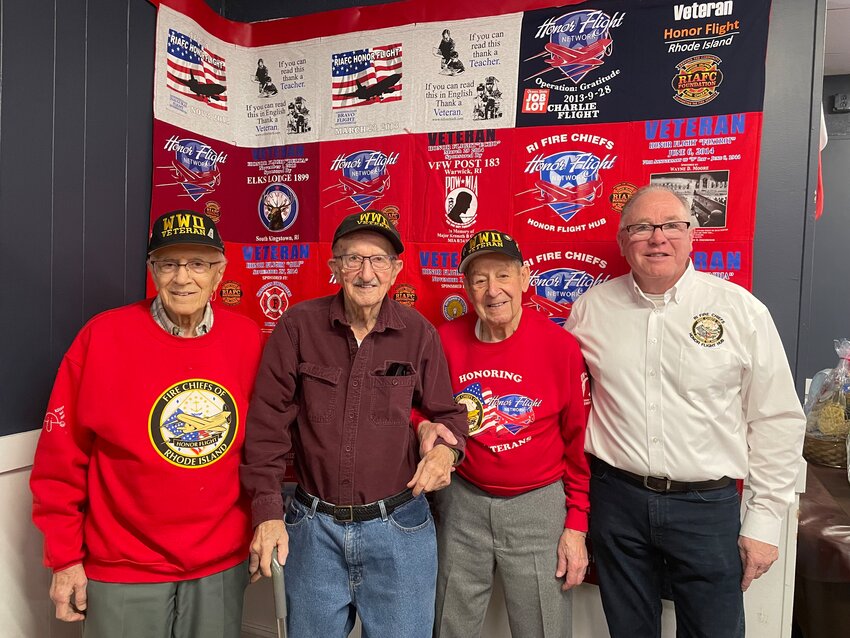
[
  {"x1": 690, "y1": 313, "x2": 725, "y2": 347},
  {"x1": 455, "y1": 390, "x2": 484, "y2": 435},
  {"x1": 149, "y1": 379, "x2": 237, "y2": 468},
  {"x1": 442, "y1": 295, "x2": 468, "y2": 320},
  {"x1": 220, "y1": 280, "x2": 243, "y2": 306},
  {"x1": 393, "y1": 283, "x2": 418, "y2": 307}
]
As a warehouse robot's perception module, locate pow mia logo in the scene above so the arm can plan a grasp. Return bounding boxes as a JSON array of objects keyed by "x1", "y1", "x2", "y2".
[
  {"x1": 689, "y1": 313, "x2": 725, "y2": 347},
  {"x1": 149, "y1": 379, "x2": 237, "y2": 468}
]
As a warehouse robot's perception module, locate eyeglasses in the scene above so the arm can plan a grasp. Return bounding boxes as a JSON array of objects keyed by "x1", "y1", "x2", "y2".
[
  {"x1": 150, "y1": 259, "x2": 223, "y2": 275},
  {"x1": 334, "y1": 254, "x2": 395, "y2": 271},
  {"x1": 622, "y1": 221, "x2": 691, "y2": 241}
]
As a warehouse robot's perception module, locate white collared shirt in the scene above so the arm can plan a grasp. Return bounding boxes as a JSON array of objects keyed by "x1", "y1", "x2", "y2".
[{"x1": 565, "y1": 263, "x2": 805, "y2": 545}]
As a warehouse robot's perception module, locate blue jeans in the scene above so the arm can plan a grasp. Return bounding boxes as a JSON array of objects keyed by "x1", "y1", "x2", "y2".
[
  {"x1": 283, "y1": 492, "x2": 437, "y2": 638},
  {"x1": 589, "y1": 458, "x2": 744, "y2": 638}
]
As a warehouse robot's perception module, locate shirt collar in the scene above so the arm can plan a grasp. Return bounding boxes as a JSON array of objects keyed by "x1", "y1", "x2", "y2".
[
  {"x1": 328, "y1": 290, "x2": 406, "y2": 333},
  {"x1": 628, "y1": 261, "x2": 695, "y2": 306},
  {"x1": 150, "y1": 296, "x2": 214, "y2": 337}
]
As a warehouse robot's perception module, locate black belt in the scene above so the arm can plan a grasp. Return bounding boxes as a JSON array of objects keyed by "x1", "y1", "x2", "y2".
[
  {"x1": 595, "y1": 458, "x2": 733, "y2": 493},
  {"x1": 294, "y1": 485, "x2": 414, "y2": 522}
]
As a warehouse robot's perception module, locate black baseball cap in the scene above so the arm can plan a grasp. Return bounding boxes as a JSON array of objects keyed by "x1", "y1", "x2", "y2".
[
  {"x1": 147, "y1": 210, "x2": 224, "y2": 255},
  {"x1": 332, "y1": 210, "x2": 404, "y2": 255},
  {"x1": 458, "y1": 230, "x2": 523, "y2": 273}
]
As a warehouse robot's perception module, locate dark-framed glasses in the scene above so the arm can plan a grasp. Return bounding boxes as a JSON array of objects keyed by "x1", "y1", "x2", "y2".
[
  {"x1": 623, "y1": 221, "x2": 690, "y2": 241},
  {"x1": 150, "y1": 259, "x2": 223, "y2": 275},
  {"x1": 334, "y1": 254, "x2": 395, "y2": 271}
]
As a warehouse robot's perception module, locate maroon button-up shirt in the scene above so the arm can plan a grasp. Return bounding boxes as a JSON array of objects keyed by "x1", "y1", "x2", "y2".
[{"x1": 241, "y1": 291, "x2": 468, "y2": 527}]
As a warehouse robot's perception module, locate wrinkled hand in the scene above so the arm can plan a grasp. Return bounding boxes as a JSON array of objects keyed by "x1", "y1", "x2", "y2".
[
  {"x1": 50, "y1": 563, "x2": 88, "y2": 622},
  {"x1": 556, "y1": 529, "x2": 588, "y2": 591},
  {"x1": 407, "y1": 445, "x2": 455, "y2": 496},
  {"x1": 417, "y1": 420, "x2": 458, "y2": 458},
  {"x1": 249, "y1": 519, "x2": 289, "y2": 584},
  {"x1": 738, "y1": 535, "x2": 778, "y2": 591}
]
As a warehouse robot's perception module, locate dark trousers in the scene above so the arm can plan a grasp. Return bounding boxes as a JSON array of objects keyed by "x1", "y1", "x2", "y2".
[{"x1": 589, "y1": 457, "x2": 745, "y2": 638}]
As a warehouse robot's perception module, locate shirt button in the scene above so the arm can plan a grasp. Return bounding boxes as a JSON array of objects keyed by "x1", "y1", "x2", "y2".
[
  {"x1": 649, "y1": 369, "x2": 656, "y2": 377},
  {"x1": 392, "y1": 379, "x2": 399, "y2": 386},
  {"x1": 352, "y1": 380, "x2": 359, "y2": 387},
  {"x1": 344, "y1": 445, "x2": 352, "y2": 452},
  {"x1": 348, "y1": 412, "x2": 355, "y2": 420},
  {"x1": 652, "y1": 437, "x2": 660, "y2": 444},
  {"x1": 650, "y1": 338, "x2": 658, "y2": 344},
  {"x1": 653, "y1": 309, "x2": 661, "y2": 314},
  {"x1": 649, "y1": 404, "x2": 657, "y2": 411},
  {"x1": 342, "y1": 479, "x2": 350, "y2": 485}
]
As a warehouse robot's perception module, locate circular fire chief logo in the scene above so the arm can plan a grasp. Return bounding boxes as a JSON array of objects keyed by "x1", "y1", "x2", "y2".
[
  {"x1": 609, "y1": 182, "x2": 637, "y2": 213},
  {"x1": 672, "y1": 55, "x2": 723, "y2": 107},
  {"x1": 456, "y1": 390, "x2": 485, "y2": 435},
  {"x1": 689, "y1": 313, "x2": 725, "y2": 347},
  {"x1": 393, "y1": 284, "x2": 418, "y2": 307},
  {"x1": 219, "y1": 281, "x2": 243, "y2": 306},
  {"x1": 149, "y1": 379, "x2": 237, "y2": 468},
  {"x1": 258, "y1": 282, "x2": 292, "y2": 321}
]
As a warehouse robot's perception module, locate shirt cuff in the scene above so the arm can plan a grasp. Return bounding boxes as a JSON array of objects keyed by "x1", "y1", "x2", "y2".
[
  {"x1": 564, "y1": 509, "x2": 589, "y2": 533},
  {"x1": 251, "y1": 493, "x2": 284, "y2": 529},
  {"x1": 739, "y1": 509, "x2": 782, "y2": 546}
]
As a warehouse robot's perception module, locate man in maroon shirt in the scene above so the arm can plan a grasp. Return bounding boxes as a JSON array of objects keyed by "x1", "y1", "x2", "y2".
[{"x1": 241, "y1": 210, "x2": 467, "y2": 637}]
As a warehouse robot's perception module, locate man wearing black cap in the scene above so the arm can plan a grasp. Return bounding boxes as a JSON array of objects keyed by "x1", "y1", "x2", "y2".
[
  {"x1": 31, "y1": 210, "x2": 263, "y2": 638},
  {"x1": 419, "y1": 229, "x2": 591, "y2": 638},
  {"x1": 241, "y1": 209, "x2": 467, "y2": 637}
]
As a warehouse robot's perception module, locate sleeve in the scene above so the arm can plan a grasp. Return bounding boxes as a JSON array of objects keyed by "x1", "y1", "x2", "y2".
[
  {"x1": 413, "y1": 328, "x2": 467, "y2": 457},
  {"x1": 739, "y1": 306, "x2": 806, "y2": 545},
  {"x1": 30, "y1": 342, "x2": 94, "y2": 572},
  {"x1": 561, "y1": 336, "x2": 591, "y2": 532},
  {"x1": 240, "y1": 317, "x2": 301, "y2": 528}
]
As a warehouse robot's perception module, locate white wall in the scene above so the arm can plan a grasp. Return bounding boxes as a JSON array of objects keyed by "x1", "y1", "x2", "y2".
[{"x1": 0, "y1": 431, "x2": 80, "y2": 638}]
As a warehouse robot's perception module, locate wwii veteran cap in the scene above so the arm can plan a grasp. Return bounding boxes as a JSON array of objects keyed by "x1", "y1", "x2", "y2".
[
  {"x1": 458, "y1": 230, "x2": 523, "y2": 273},
  {"x1": 147, "y1": 210, "x2": 225, "y2": 255},
  {"x1": 332, "y1": 210, "x2": 404, "y2": 255}
]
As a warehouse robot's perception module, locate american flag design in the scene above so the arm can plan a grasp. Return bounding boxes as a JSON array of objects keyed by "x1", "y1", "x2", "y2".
[
  {"x1": 331, "y1": 43, "x2": 403, "y2": 109},
  {"x1": 166, "y1": 29, "x2": 228, "y2": 111},
  {"x1": 456, "y1": 382, "x2": 500, "y2": 437}
]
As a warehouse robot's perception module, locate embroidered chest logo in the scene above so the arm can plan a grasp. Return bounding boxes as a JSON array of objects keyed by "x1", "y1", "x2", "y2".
[
  {"x1": 689, "y1": 313, "x2": 725, "y2": 347},
  {"x1": 149, "y1": 379, "x2": 237, "y2": 468}
]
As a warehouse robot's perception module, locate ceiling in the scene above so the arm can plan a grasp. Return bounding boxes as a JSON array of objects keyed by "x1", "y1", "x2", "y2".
[{"x1": 826, "y1": 0, "x2": 850, "y2": 75}]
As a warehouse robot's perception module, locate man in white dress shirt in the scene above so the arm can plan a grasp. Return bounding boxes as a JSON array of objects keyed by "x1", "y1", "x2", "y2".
[{"x1": 565, "y1": 185, "x2": 805, "y2": 637}]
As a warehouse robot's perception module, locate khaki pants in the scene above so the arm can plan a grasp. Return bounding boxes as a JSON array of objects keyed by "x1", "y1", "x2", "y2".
[
  {"x1": 434, "y1": 477, "x2": 572, "y2": 638},
  {"x1": 83, "y1": 560, "x2": 248, "y2": 638}
]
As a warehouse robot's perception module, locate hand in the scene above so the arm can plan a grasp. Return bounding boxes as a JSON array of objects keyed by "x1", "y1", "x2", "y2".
[
  {"x1": 249, "y1": 519, "x2": 289, "y2": 584},
  {"x1": 417, "y1": 420, "x2": 458, "y2": 458},
  {"x1": 738, "y1": 535, "x2": 779, "y2": 591},
  {"x1": 50, "y1": 563, "x2": 88, "y2": 622},
  {"x1": 556, "y1": 528, "x2": 588, "y2": 591},
  {"x1": 406, "y1": 445, "x2": 455, "y2": 496}
]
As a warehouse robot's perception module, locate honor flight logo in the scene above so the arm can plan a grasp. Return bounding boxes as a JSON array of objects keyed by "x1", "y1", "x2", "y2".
[{"x1": 149, "y1": 380, "x2": 237, "y2": 467}]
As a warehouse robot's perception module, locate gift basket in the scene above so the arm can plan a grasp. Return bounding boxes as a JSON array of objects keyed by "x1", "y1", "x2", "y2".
[{"x1": 803, "y1": 339, "x2": 850, "y2": 469}]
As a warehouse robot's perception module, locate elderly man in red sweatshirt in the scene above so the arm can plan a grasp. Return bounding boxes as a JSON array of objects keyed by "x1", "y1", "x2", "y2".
[{"x1": 421, "y1": 229, "x2": 591, "y2": 638}]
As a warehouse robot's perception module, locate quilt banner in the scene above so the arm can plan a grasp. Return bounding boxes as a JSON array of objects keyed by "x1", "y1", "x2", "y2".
[{"x1": 149, "y1": 0, "x2": 772, "y2": 330}]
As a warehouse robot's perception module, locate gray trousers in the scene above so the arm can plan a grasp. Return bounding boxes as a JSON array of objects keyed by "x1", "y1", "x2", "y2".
[
  {"x1": 434, "y1": 476, "x2": 572, "y2": 638},
  {"x1": 83, "y1": 560, "x2": 248, "y2": 638}
]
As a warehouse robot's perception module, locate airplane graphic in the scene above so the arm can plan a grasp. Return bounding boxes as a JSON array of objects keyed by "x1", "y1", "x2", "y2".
[
  {"x1": 523, "y1": 295, "x2": 571, "y2": 323},
  {"x1": 156, "y1": 161, "x2": 220, "y2": 199},
  {"x1": 177, "y1": 71, "x2": 227, "y2": 101},
  {"x1": 524, "y1": 39, "x2": 612, "y2": 83},
  {"x1": 515, "y1": 179, "x2": 602, "y2": 217},
  {"x1": 324, "y1": 173, "x2": 390, "y2": 209},
  {"x1": 339, "y1": 73, "x2": 402, "y2": 103},
  {"x1": 175, "y1": 411, "x2": 231, "y2": 434}
]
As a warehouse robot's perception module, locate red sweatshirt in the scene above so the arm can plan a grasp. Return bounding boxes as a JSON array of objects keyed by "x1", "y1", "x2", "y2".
[
  {"x1": 438, "y1": 309, "x2": 591, "y2": 531},
  {"x1": 31, "y1": 300, "x2": 262, "y2": 583}
]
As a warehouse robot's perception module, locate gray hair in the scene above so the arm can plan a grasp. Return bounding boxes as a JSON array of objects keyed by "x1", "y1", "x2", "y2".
[{"x1": 619, "y1": 185, "x2": 691, "y2": 229}]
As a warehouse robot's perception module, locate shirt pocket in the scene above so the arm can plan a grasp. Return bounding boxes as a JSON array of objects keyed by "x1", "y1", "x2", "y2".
[
  {"x1": 369, "y1": 372, "x2": 417, "y2": 426},
  {"x1": 298, "y1": 362, "x2": 342, "y2": 423},
  {"x1": 676, "y1": 347, "x2": 739, "y2": 402}
]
